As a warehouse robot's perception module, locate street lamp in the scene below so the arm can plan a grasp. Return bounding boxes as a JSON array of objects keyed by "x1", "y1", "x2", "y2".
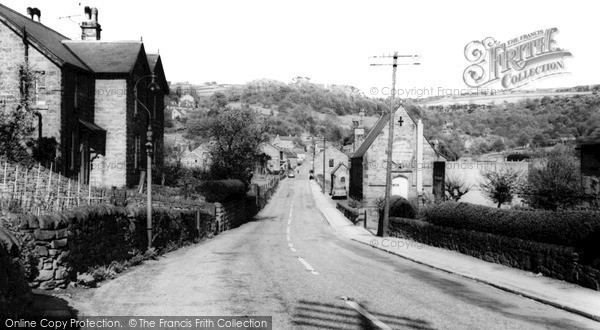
[{"x1": 134, "y1": 75, "x2": 160, "y2": 249}]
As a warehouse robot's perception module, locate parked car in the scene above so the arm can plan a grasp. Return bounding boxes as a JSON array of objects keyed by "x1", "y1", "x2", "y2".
[{"x1": 288, "y1": 172, "x2": 295, "y2": 178}]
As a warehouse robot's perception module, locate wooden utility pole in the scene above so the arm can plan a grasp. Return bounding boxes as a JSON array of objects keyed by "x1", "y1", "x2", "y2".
[{"x1": 370, "y1": 52, "x2": 420, "y2": 237}]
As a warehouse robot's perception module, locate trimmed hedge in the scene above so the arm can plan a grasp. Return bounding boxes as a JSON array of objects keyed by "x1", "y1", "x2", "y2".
[
  {"x1": 379, "y1": 196, "x2": 416, "y2": 219},
  {"x1": 197, "y1": 180, "x2": 246, "y2": 203},
  {"x1": 423, "y1": 202, "x2": 600, "y2": 249}
]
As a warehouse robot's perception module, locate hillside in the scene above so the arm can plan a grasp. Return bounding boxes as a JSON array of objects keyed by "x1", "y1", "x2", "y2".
[{"x1": 168, "y1": 79, "x2": 600, "y2": 161}]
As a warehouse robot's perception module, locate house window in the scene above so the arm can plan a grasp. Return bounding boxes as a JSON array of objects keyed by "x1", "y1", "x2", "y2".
[
  {"x1": 134, "y1": 135, "x2": 140, "y2": 169},
  {"x1": 341, "y1": 177, "x2": 346, "y2": 183},
  {"x1": 32, "y1": 71, "x2": 45, "y2": 102},
  {"x1": 329, "y1": 159, "x2": 334, "y2": 167},
  {"x1": 134, "y1": 88, "x2": 138, "y2": 116}
]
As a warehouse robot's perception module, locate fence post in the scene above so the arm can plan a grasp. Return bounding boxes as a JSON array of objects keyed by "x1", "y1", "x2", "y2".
[{"x1": 364, "y1": 210, "x2": 367, "y2": 229}]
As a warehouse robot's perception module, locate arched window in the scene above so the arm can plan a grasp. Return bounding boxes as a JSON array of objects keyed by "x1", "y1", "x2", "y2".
[{"x1": 340, "y1": 176, "x2": 346, "y2": 183}]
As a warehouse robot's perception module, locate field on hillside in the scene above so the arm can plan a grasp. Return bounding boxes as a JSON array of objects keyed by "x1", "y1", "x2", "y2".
[{"x1": 417, "y1": 91, "x2": 593, "y2": 107}]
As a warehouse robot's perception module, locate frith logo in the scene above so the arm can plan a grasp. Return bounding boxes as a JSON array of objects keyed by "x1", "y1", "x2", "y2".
[{"x1": 463, "y1": 28, "x2": 572, "y2": 89}]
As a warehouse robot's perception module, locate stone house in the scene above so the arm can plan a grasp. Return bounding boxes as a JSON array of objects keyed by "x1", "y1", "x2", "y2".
[
  {"x1": 178, "y1": 94, "x2": 195, "y2": 107},
  {"x1": 282, "y1": 150, "x2": 297, "y2": 170},
  {"x1": 330, "y1": 162, "x2": 349, "y2": 194},
  {"x1": 262, "y1": 144, "x2": 282, "y2": 174},
  {"x1": 313, "y1": 145, "x2": 349, "y2": 182},
  {"x1": 181, "y1": 144, "x2": 211, "y2": 170},
  {"x1": 293, "y1": 148, "x2": 306, "y2": 163},
  {"x1": 273, "y1": 134, "x2": 295, "y2": 150},
  {"x1": 349, "y1": 106, "x2": 445, "y2": 205},
  {"x1": 0, "y1": 4, "x2": 167, "y2": 188}
]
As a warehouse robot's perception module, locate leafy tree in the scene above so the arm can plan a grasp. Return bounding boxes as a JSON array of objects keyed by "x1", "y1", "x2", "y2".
[
  {"x1": 195, "y1": 108, "x2": 270, "y2": 186},
  {"x1": 516, "y1": 133, "x2": 530, "y2": 147},
  {"x1": 479, "y1": 167, "x2": 522, "y2": 208},
  {"x1": 490, "y1": 138, "x2": 506, "y2": 152},
  {"x1": 521, "y1": 145, "x2": 582, "y2": 210}
]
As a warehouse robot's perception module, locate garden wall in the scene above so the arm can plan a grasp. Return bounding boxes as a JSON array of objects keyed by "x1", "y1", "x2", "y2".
[
  {"x1": 0, "y1": 228, "x2": 31, "y2": 317},
  {"x1": 7, "y1": 205, "x2": 215, "y2": 290},
  {"x1": 389, "y1": 217, "x2": 600, "y2": 291}
]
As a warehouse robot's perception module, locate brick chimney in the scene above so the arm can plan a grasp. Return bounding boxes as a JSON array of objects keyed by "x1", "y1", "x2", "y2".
[{"x1": 80, "y1": 6, "x2": 101, "y2": 40}]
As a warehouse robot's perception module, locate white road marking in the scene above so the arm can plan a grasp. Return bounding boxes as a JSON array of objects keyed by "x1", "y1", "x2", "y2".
[
  {"x1": 297, "y1": 257, "x2": 319, "y2": 275},
  {"x1": 345, "y1": 300, "x2": 391, "y2": 330}
]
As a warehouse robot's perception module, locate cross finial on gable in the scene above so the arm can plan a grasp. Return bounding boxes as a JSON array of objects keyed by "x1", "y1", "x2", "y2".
[{"x1": 398, "y1": 116, "x2": 403, "y2": 126}]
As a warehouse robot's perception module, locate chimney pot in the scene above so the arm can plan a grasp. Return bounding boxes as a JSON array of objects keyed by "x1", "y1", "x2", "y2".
[
  {"x1": 26, "y1": 7, "x2": 33, "y2": 19},
  {"x1": 81, "y1": 7, "x2": 101, "y2": 40}
]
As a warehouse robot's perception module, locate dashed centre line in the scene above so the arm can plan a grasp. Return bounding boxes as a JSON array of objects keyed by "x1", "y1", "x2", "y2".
[{"x1": 287, "y1": 200, "x2": 318, "y2": 275}]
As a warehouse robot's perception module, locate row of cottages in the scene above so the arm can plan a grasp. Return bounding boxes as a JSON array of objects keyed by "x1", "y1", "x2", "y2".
[
  {"x1": 260, "y1": 143, "x2": 301, "y2": 174},
  {"x1": 0, "y1": 4, "x2": 168, "y2": 188},
  {"x1": 349, "y1": 106, "x2": 446, "y2": 205}
]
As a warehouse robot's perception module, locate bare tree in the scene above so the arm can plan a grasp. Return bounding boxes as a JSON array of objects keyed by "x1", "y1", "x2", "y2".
[{"x1": 445, "y1": 175, "x2": 472, "y2": 201}]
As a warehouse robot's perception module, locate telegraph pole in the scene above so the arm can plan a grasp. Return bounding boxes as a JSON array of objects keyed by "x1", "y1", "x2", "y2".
[{"x1": 370, "y1": 52, "x2": 420, "y2": 237}]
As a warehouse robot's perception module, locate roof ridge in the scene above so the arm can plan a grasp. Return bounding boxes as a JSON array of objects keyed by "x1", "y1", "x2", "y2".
[{"x1": 0, "y1": 3, "x2": 71, "y2": 40}]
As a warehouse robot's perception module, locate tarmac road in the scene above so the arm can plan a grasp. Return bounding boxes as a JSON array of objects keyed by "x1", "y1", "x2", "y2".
[{"x1": 70, "y1": 165, "x2": 600, "y2": 329}]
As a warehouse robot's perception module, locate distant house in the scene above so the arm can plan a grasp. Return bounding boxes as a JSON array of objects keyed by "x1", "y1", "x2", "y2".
[
  {"x1": 349, "y1": 106, "x2": 445, "y2": 205},
  {"x1": 293, "y1": 148, "x2": 306, "y2": 163},
  {"x1": 330, "y1": 163, "x2": 349, "y2": 195},
  {"x1": 179, "y1": 94, "x2": 195, "y2": 108},
  {"x1": 181, "y1": 144, "x2": 211, "y2": 170},
  {"x1": 314, "y1": 145, "x2": 349, "y2": 182},
  {"x1": 170, "y1": 107, "x2": 187, "y2": 121},
  {"x1": 262, "y1": 144, "x2": 282, "y2": 173},
  {"x1": 282, "y1": 150, "x2": 298, "y2": 170},
  {"x1": 0, "y1": 4, "x2": 168, "y2": 188},
  {"x1": 273, "y1": 134, "x2": 296, "y2": 150}
]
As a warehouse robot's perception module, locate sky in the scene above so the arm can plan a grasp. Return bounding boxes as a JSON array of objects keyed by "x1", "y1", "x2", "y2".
[{"x1": 5, "y1": 0, "x2": 599, "y2": 97}]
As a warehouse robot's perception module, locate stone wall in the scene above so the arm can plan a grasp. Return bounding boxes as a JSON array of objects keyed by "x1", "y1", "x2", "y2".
[
  {"x1": 10, "y1": 205, "x2": 214, "y2": 290},
  {"x1": 0, "y1": 228, "x2": 31, "y2": 317},
  {"x1": 389, "y1": 217, "x2": 600, "y2": 291}
]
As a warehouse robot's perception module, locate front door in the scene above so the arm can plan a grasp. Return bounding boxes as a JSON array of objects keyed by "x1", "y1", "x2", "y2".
[{"x1": 391, "y1": 176, "x2": 408, "y2": 199}]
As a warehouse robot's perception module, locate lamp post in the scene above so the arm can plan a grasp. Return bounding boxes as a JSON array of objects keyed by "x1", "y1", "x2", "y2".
[{"x1": 134, "y1": 75, "x2": 160, "y2": 249}]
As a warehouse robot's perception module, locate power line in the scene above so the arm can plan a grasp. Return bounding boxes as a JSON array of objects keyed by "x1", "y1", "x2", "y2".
[{"x1": 369, "y1": 51, "x2": 420, "y2": 237}]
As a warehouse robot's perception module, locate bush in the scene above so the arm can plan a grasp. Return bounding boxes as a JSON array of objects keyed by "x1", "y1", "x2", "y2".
[
  {"x1": 379, "y1": 196, "x2": 416, "y2": 219},
  {"x1": 423, "y1": 202, "x2": 600, "y2": 249},
  {"x1": 197, "y1": 180, "x2": 247, "y2": 202}
]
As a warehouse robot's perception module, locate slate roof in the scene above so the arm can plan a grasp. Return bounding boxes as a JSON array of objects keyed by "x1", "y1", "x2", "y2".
[
  {"x1": 62, "y1": 41, "x2": 144, "y2": 73},
  {"x1": 331, "y1": 162, "x2": 348, "y2": 175},
  {"x1": 351, "y1": 106, "x2": 441, "y2": 159},
  {"x1": 147, "y1": 53, "x2": 159, "y2": 71},
  {"x1": 0, "y1": 3, "x2": 90, "y2": 71},
  {"x1": 351, "y1": 112, "x2": 392, "y2": 158}
]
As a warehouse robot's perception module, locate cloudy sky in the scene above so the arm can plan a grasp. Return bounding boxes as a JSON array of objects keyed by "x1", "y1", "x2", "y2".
[{"x1": 5, "y1": 0, "x2": 598, "y2": 97}]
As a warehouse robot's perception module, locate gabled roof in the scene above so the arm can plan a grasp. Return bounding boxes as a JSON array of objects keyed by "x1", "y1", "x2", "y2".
[
  {"x1": 147, "y1": 53, "x2": 169, "y2": 94},
  {"x1": 331, "y1": 162, "x2": 348, "y2": 175},
  {"x1": 351, "y1": 106, "x2": 440, "y2": 159},
  {"x1": 283, "y1": 150, "x2": 297, "y2": 158},
  {"x1": 0, "y1": 3, "x2": 90, "y2": 71},
  {"x1": 351, "y1": 112, "x2": 390, "y2": 158},
  {"x1": 62, "y1": 41, "x2": 144, "y2": 74}
]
